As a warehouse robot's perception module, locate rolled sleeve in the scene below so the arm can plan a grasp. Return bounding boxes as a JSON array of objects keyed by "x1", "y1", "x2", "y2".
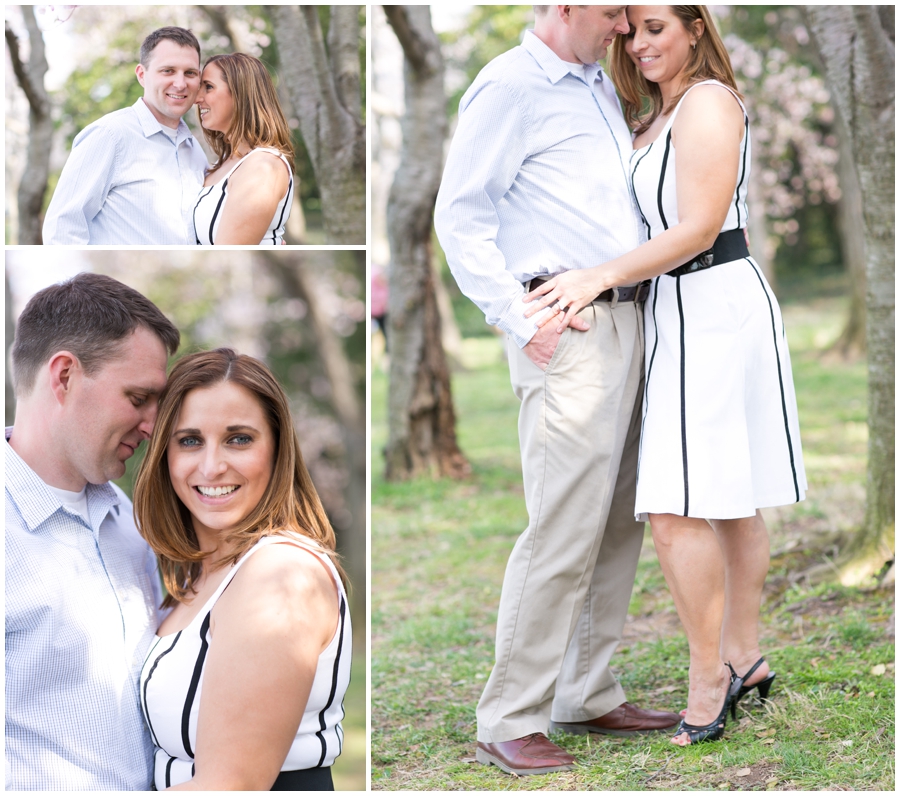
[{"x1": 435, "y1": 80, "x2": 547, "y2": 348}]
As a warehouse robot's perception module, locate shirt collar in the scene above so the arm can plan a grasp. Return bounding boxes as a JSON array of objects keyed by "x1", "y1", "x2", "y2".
[
  {"x1": 522, "y1": 30, "x2": 603, "y2": 86},
  {"x1": 132, "y1": 98, "x2": 194, "y2": 147},
  {"x1": 5, "y1": 427, "x2": 120, "y2": 534}
]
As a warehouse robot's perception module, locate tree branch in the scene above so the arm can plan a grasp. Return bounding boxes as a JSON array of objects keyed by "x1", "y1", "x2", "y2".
[
  {"x1": 328, "y1": 5, "x2": 363, "y2": 123},
  {"x1": 383, "y1": 6, "x2": 440, "y2": 76},
  {"x1": 5, "y1": 16, "x2": 48, "y2": 115}
]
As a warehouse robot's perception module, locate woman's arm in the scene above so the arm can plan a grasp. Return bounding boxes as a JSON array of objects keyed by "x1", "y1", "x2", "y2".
[
  {"x1": 167, "y1": 543, "x2": 339, "y2": 791},
  {"x1": 524, "y1": 84, "x2": 746, "y2": 332},
  {"x1": 212, "y1": 152, "x2": 291, "y2": 245}
]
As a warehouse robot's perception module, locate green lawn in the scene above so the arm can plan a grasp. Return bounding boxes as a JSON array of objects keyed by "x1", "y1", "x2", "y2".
[{"x1": 371, "y1": 296, "x2": 893, "y2": 790}]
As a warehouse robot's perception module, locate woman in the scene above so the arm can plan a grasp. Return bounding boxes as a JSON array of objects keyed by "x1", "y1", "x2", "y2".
[
  {"x1": 134, "y1": 349, "x2": 350, "y2": 789},
  {"x1": 193, "y1": 54, "x2": 294, "y2": 244},
  {"x1": 524, "y1": 6, "x2": 806, "y2": 745}
]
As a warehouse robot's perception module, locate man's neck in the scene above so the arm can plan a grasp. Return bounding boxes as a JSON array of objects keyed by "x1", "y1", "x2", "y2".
[
  {"x1": 532, "y1": 25, "x2": 582, "y2": 65},
  {"x1": 8, "y1": 415, "x2": 89, "y2": 492},
  {"x1": 140, "y1": 98, "x2": 182, "y2": 131}
]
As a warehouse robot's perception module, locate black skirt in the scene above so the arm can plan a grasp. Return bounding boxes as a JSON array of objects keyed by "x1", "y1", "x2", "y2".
[{"x1": 271, "y1": 767, "x2": 333, "y2": 791}]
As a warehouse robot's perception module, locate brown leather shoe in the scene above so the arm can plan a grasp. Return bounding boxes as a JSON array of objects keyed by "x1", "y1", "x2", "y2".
[
  {"x1": 550, "y1": 702, "x2": 681, "y2": 736},
  {"x1": 475, "y1": 732, "x2": 576, "y2": 776}
]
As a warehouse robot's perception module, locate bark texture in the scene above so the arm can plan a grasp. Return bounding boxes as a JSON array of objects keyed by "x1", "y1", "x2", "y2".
[
  {"x1": 383, "y1": 6, "x2": 470, "y2": 481},
  {"x1": 6, "y1": 8, "x2": 51, "y2": 245},
  {"x1": 806, "y1": 6, "x2": 895, "y2": 583},
  {"x1": 267, "y1": 5, "x2": 365, "y2": 244}
]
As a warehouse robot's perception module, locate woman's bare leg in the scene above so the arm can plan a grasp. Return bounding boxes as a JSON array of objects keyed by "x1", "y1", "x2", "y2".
[
  {"x1": 710, "y1": 511, "x2": 771, "y2": 684},
  {"x1": 649, "y1": 513, "x2": 731, "y2": 746}
]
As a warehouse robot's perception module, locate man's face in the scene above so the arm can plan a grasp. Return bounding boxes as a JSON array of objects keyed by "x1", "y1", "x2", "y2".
[
  {"x1": 135, "y1": 39, "x2": 201, "y2": 129},
  {"x1": 567, "y1": 5, "x2": 630, "y2": 64},
  {"x1": 60, "y1": 327, "x2": 169, "y2": 487}
]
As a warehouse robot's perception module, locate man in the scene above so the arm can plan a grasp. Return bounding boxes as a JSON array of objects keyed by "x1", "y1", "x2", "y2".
[
  {"x1": 434, "y1": 6, "x2": 680, "y2": 776},
  {"x1": 43, "y1": 27, "x2": 208, "y2": 244},
  {"x1": 6, "y1": 273, "x2": 180, "y2": 789}
]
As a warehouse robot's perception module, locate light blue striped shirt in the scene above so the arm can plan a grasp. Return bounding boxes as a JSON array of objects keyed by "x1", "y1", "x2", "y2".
[
  {"x1": 5, "y1": 428, "x2": 162, "y2": 790},
  {"x1": 42, "y1": 98, "x2": 208, "y2": 245},
  {"x1": 434, "y1": 31, "x2": 645, "y2": 348}
]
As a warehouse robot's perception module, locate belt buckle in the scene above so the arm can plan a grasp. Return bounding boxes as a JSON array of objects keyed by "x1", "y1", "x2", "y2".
[{"x1": 609, "y1": 286, "x2": 620, "y2": 309}]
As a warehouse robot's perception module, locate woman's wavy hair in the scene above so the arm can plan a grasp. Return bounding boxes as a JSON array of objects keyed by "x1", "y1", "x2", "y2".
[
  {"x1": 609, "y1": 6, "x2": 742, "y2": 135},
  {"x1": 133, "y1": 348, "x2": 343, "y2": 608},
  {"x1": 200, "y1": 53, "x2": 295, "y2": 176}
]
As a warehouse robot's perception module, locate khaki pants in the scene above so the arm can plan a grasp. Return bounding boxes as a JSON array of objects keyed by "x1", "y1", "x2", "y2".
[{"x1": 476, "y1": 299, "x2": 645, "y2": 743}]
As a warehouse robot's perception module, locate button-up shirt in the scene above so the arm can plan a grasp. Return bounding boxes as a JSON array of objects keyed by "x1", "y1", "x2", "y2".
[
  {"x1": 5, "y1": 429, "x2": 162, "y2": 790},
  {"x1": 434, "y1": 31, "x2": 645, "y2": 348},
  {"x1": 42, "y1": 98, "x2": 208, "y2": 245}
]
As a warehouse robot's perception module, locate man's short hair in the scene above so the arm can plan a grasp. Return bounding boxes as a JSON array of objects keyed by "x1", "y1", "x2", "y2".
[
  {"x1": 139, "y1": 26, "x2": 201, "y2": 66},
  {"x1": 10, "y1": 273, "x2": 180, "y2": 397},
  {"x1": 533, "y1": 6, "x2": 550, "y2": 16}
]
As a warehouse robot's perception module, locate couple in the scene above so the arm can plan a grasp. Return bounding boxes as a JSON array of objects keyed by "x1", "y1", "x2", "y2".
[
  {"x1": 435, "y1": 4, "x2": 807, "y2": 775},
  {"x1": 6, "y1": 274, "x2": 350, "y2": 790},
  {"x1": 42, "y1": 26, "x2": 294, "y2": 245}
]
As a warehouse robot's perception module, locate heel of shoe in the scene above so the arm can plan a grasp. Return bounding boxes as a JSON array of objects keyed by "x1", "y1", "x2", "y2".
[{"x1": 756, "y1": 673, "x2": 776, "y2": 702}]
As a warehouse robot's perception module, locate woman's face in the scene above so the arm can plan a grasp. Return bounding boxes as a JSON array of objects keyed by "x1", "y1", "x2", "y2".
[
  {"x1": 167, "y1": 381, "x2": 275, "y2": 542},
  {"x1": 625, "y1": 6, "x2": 701, "y2": 89},
  {"x1": 196, "y1": 63, "x2": 234, "y2": 133}
]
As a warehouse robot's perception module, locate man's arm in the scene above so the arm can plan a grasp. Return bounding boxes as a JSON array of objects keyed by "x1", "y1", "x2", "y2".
[
  {"x1": 42, "y1": 125, "x2": 118, "y2": 245},
  {"x1": 434, "y1": 78, "x2": 547, "y2": 350}
]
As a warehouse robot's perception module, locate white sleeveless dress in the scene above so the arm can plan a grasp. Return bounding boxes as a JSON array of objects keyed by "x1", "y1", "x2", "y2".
[
  {"x1": 193, "y1": 147, "x2": 293, "y2": 245},
  {"x1": 630, "y1": 80, "x2": 807, "y2": 521},
  {"x1": 139, "y1": 534, "x2": 350, "y2": 789}
]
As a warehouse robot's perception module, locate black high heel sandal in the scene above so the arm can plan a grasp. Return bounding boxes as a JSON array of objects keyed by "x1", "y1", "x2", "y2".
[
  {"x1": 672, "y1": 665, "x2": 743, "y2": 745},
  {"x1": 734, "y1": 657, "x2": 776, "y2": 705}
]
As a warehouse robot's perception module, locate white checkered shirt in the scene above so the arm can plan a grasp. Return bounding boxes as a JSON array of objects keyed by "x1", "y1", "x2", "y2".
[
  {"x1": 42, "y1": 98, "x2": 208, "y2": 244},
  {"x1": 434, "y1": 31, "x2": 646, "y2": 348},
  {"x1": 5, "y1": 428, "x2": 162, "y2": 790}
]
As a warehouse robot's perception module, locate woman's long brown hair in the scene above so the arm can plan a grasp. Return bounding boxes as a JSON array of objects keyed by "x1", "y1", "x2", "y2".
[
  {"x1": 200, "y1": 53, "x2": 295, "y2": 176},
  {"x1": 133, "y1": 348, "x2": 344, "y2": 608},
  {"x1": 609, "y1": 6, "x2": 742, "y2": 135}
]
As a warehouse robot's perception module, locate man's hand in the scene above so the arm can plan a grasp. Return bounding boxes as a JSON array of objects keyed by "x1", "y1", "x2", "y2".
[{"x1": 523, "y1": 315, "x2": 588, "y2": 370}]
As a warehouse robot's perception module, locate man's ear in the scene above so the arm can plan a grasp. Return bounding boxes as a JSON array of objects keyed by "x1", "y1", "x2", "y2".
[
  {"x1": 47, "y1": 352, "x2": 80, "y2": 406},
  {"x1": 557, "y1": 6, "x2": 573, "y2": 24},
  {"x1": 135, "y1": 63, "x2": 146, "y2": 87}
]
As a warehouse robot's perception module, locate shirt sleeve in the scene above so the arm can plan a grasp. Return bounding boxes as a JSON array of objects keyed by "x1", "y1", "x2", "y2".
[
  {"x1": 434, "y1": 78, "x2": 550, "y2": 349},
  {"x1": 42, "y1": 125, "x2": 118, "y2": 245}
]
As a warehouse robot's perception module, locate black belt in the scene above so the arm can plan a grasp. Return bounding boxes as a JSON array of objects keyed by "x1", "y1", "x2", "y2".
[
  {"x1": 667, "y1": 228, "x2": 749, "y2": 277},
  {"x1": 271, "y1": 767, "x2": 333, "y2": 791},
  {"x1": 527, "y1": 277, "x2": 651, "y2": 304}
]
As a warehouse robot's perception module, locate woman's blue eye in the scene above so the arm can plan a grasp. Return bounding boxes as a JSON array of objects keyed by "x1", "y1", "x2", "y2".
[
  {"x1": 230, "y1": 434, "x2": 252, "y2": 445},
  {"x1": 178, "y1": 437, "x2": 201, "y2": 448}
]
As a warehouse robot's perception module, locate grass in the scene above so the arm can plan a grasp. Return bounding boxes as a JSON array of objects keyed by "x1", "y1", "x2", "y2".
[{"x1": 371, "y1": 295, "x2": 894, "y2": 790}]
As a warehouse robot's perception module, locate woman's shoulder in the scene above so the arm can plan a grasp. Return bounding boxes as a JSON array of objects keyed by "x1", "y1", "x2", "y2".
[
  {"x1": 674, "y1": 82, "x2": 746, "y2": 141},
  {"x1": 229, "y1": 149, "x2": 291, "y2": 190},
  {"x1": 234, "y1": 536, "x2": 337, "y2": 600},
  {"x1": 679, "y1": 81, "x2": 745, "y2": 118}
]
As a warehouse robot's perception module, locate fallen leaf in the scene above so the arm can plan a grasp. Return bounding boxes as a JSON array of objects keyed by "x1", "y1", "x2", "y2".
[
  {"x1": 762, "y1": 738, "x2": 776, "y2": 745},
  {"x1": 867, "y1": 691, "x2": 876, "y2": 698},
  {"x1": 841, "y1": 739, "x2": 853, "y2": 747},
  {"x1": 701, "y1": 755, "x2": 717, "y2": 764},
  {"x1": 766, "y1": 778, "x2": 780, "y2": 788},
  {"x1": 736, "y1": 768, "x2": 752, "y2": 777},
  {"x1": 871, "y1": 664, "x2": 886, "y2": 676},
  {"x1": 460, "y1": 756, "x2": 477, "y2": 763}
]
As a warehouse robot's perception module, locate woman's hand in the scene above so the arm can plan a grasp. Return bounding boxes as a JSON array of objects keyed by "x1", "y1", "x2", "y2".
[{"x1": 522, "y1": 268, "x2": 609, "y2": 333}]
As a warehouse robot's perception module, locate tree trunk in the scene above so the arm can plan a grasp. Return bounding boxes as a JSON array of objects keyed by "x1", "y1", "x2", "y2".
[
  {"x1": 267, "y1": 5, "x2": 366, "y2": 244},
  {"x1": 6, "y1": 272, "x2": 16, "y2": 425},
  {"x1": 383, "y1": 6, "x2": 470, "y2": 481},
  {"x1": 260, "y1": 252, "x2": 367, "y2": 613},
  {"x1": 806, "y1": 6, "x2": 895, "y2": 585},
  {"x1": 6, "y1": 8, "x2": 51, "y2": 245},
  {"x1": 829, "y1": 112, "x2": 867, "y2": 359}
]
